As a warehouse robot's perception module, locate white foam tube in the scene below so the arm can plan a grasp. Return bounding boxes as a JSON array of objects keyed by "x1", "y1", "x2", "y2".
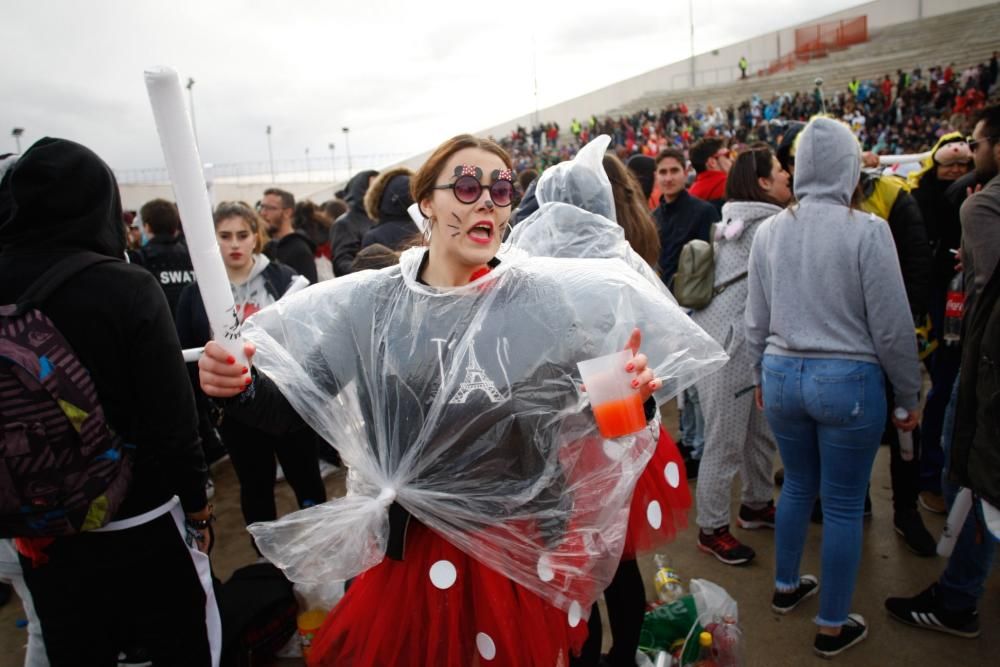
[
  {"x1": 937, "y1": 487, "x2": 973, "y2": 557},
  {"x1": 878, "y1": 151, "x2": 932, "y2": 166},
  {"x1": 144, "y1": 66, "x2": 246, "y2": 366}
]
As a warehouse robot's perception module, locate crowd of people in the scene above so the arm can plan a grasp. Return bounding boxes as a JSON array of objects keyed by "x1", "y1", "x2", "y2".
[
  {"x1": 499, "y1": 52, "x2": 999, "y2": 176},
  {"x1": 0, "y1": 52, "x2": 998, "y2": 667}
]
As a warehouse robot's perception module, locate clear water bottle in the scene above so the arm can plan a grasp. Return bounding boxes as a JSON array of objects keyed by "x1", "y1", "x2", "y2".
[
  {"x1": 943, "y1": 272, "x2": 964, "y2": 346},
  {"x1": 894, "y1": 407, "x2": 914, "y2": 461},
  {"x1": 653, "y1": 554, "x2": 685, "y2": 603}
]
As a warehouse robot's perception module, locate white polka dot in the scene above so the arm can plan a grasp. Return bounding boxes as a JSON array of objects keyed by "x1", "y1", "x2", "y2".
[
  {"x1": 603, "y1": 439, "x2": 625, "y2": 461},
  {"x1": 568, "y1": 601, "x2": 583, "y2": 628},
  {"x1": 647, "y1": 500, "x2": 663, "y2": 530},
  {"x1": 476, "y1": 632, "x2": 497, "y2": 660},
  {"x1": 537, "y1": 554, "x2": 555, "y2": 582},
  {"x1": 429, "y1": 560, "x2": 457, "y2": 590},
  {"x1": 664, "y1": 461, "x2": 681, "y2": 489}
]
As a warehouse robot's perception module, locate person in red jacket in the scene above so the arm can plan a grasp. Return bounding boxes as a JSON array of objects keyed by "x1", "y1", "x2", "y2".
[{"x1": 688, "y1": 138, "x2": 733, "y2": 212}]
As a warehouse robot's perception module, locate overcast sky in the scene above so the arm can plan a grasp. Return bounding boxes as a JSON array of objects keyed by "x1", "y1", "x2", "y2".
[{"x1": 2, "y1": 0, "x2": 869, "y2": 176}]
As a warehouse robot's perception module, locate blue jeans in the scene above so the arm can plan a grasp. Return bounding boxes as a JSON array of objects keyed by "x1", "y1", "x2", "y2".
[
  {"x1": 937, "y1": 373, "x2": 997, "y2": 611},
  {"x1": 762, "y1": 355, "x2": 886, "y2": 627},
  {"x1": 680, "y1": 386, "x2": 705, "y2": 459}
]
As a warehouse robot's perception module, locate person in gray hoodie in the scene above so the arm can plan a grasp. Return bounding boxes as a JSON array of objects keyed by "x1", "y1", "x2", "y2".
[{"x1": 745, "y1": 117, "x2": 921, "y2": 658}]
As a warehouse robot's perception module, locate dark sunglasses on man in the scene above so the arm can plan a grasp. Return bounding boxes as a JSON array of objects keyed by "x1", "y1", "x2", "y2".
[
  {"x1": 966, "y1": 136, "x2": 996, "y2": 151},
  {"x1": 433, "y1": 176, "x2": 514, "y2": 207}
]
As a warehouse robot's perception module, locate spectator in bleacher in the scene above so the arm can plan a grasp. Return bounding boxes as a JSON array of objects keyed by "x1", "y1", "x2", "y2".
[
  {"x1": 329, "y1": 169, "x2": 378, "y2": 276},
  {"x1": 692, "y1": 144, "x2": 790, "y2": 567},
  {"x1": 135, "y1": 198, "x2": 194, "y2": 319},
  {"x1": 259, "y1": 187, "x2": 318, "y2": 283},
  {"x1": 361, "y1": 168, "x2": 418, "y2": 252},
  {"x1": 688, "y1": 138, "x2": 732, "y2": 211}
]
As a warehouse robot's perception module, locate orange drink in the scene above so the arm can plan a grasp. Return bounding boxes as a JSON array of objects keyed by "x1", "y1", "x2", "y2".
[{"x1": 592, "y1": 393, "x2": 646, "y2": 438}]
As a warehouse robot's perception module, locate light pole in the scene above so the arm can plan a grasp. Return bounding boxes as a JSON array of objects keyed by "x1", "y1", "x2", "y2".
[
  {"x1": 328, "y1": 142, "x2": 336, "y2": 189},
  {"x1": 342, "y1": 127, "x2": 352, "y2": 180},
  {"x1": 11, "y1": 128, "x2": 24, "y2": 153},
  {"x1": 305, "y1": 147, "x2": 311, "y2": 182},
  {"x1": 186, "y1": 77, "x2": 198, "y2": 148},
  {"x1": 266, "y1": 125, "x2": 275, "y2": 183},
  {"x1": 688, "y1": 0, "x2": 696, "y2": 88}
]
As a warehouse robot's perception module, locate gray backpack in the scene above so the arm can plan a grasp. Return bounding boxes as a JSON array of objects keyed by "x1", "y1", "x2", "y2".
[{"x1": 673, "y1": 226, "x2": 747, "y2": 310}]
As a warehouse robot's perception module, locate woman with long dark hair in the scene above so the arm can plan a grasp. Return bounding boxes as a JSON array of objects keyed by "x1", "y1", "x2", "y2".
[{"x1": 691, "y1": 144, "x2": 791, "y2": 566}]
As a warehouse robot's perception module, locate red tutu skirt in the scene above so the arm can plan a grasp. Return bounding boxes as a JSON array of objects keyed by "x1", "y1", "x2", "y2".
[
  {"x1": 308, "y1": 521, "x2": 589, "y2": 667},
  {"x1": 622, "y1": 425, "x2": 690, "y2": 559}
]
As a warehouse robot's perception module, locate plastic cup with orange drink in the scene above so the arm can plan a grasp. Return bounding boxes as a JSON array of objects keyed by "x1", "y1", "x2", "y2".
[{"x1": 577, "y1": 349, "x2": 647, "y2": 439}]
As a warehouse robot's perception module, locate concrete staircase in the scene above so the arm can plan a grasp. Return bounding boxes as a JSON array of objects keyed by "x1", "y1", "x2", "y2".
[{"x1": 603, "y1": 3, "x2": 1000, "y2": 117}]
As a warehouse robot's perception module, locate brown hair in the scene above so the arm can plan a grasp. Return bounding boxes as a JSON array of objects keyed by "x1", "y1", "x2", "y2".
[
  {"x1": 655, "y1": 148, "x2": 686, "y2": 170},
  {"x1": 411, "y1": 134, "x2": 513, "y2": 219},
  {"x1": 214, "y1": 201, "x2": 267, "y2": 253},
  {"x1": 725, "y1": 143, "x2": 782, "y2": 205},
  {"x1": 602, "y1": 153, "x2": 661, "y2": 267},
  {"x1": 139, "y1": 198, "x2": 181, "y2": 236},
  {"x1": 262, "y1": 187, "x2": 294, "y2": 210}
]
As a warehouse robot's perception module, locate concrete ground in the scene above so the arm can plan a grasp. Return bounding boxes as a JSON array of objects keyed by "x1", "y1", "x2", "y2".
[{"x1": 2, "y1": 404, "x2": 996, "y2": 666}]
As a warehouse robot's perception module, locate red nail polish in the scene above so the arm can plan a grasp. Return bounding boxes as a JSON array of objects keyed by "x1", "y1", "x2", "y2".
[
  {"x1": 226, "y1": 356, "x2": 236, "y2": 365},
  {"x1": 626, "y1": 363, "x2": 635, "y2": 372},
  {"x1": 631, "y1": 379, "x2": 639, "y2": 388},
  {"x1": 244, "y1": 376, "x2": 252, "y2": 385},
  {"x1": 241, "y1": 367, "x2": 248, "y2": 374}
]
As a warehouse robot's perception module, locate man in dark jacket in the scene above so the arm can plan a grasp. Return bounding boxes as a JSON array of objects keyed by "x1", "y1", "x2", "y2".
[
  {"x1": 259, "y1": 187, "x2": 318, "y2": 283},
  {"x1": 0, "y1": 138, "x2": 217, "y2": 665},
  {"x1": 652, "y1": 148, "x2": 721, "y2": 288},
  {"x1": 857, "y1": 170, "x2": 937, "y2": 555},
  {"x1": 329, "y1": 169, "x2": 378, "y2": 276},
  {"x1": 135, "y1": 198, "x2": 194, "y2": 319},
  {"x1": 361, "y1": 168, "x2": 417, "y2": 251},
  {"x1": 885, "y1": 105, "x2": 1000, "y2": 638}
]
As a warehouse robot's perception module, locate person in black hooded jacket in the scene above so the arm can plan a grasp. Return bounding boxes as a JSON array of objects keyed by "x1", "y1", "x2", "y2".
[
  {"x1": 361, "y1": 167, "x2": 418, "y2": 251},
  {"x1": 0, "y1": 138, "x2": 217, "y2": 666},
  {"x1": 329, "y1": 169, "x2": 378, "y2": 276}
]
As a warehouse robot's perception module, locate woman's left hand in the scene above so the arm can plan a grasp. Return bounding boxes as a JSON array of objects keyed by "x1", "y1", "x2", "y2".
[{"x1": 625, "y1": 328, "x2": 660, "y2": 401}]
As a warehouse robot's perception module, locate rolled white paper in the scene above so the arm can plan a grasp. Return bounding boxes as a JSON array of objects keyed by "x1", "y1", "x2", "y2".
[
  {"x1": 182, "y1": 347, "x2": 205, "y2": 363},
  {"x1": 144, "y1": 66, "x2": 246, "y2": 365},
  {"x1": 878, "y1": 151, "x2": 932, "y2": 166},
  {"x1": 937, "y1": 487, "x2": 973, "y2": 557}
]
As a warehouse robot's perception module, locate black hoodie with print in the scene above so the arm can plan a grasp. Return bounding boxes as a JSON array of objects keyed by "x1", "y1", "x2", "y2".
[{"x1": 0, "y1": 137, "x2": 208, "y2": 518}]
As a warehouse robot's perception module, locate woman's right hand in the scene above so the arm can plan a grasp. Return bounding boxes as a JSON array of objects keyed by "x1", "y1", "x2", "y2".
[
  {"x1": 892, "y1": 408, "x2": 920, "y2": 432},
  {"x1": 199, "y1": 341, "x2": 256, "y2": 398}
]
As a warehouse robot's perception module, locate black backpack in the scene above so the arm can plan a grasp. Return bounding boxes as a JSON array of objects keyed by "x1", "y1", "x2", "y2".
[
  {"x1": 0, "y1": 252, "x2": 133, "y2": 537},
  {"x1": 219, "y1": 563, "x2": 299, "y2": 667}
]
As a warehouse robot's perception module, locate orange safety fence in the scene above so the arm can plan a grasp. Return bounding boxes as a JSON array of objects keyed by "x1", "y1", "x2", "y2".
[{"x1": 767, "y1": 15, "x2": 868, "y2": 75}]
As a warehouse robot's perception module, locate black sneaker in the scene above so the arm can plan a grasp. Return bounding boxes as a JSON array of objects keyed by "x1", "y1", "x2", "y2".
[
  {"x1": 771, "y1": 574, "x2": 819, "y2": 614},
  {"x1": 893, "y1": 510, "x2": 937, "y2": 557},
  {"x1": 697, "y1": 526, "x2": 755, "y2": 565},
  {"x1": 738, "y1": 501, "x2": 775, "y2": 529},
  {"x1": 813, "y1": 614, "x2": 868, "y2": 658},
  {"x1": 885, "y1": 584, "x2": 980, "y2": 638},
  {"x1": 0, "y1": 582, "x2": 11, "y2": 608}
]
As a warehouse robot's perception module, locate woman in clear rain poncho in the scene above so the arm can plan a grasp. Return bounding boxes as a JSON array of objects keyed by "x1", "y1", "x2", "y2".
[
  {"x1": 508, "y1": 140, "x2": 700, "y2": 666},
  {"x1": 199, "y1": 134, "x2": 726, "y2": 667}
]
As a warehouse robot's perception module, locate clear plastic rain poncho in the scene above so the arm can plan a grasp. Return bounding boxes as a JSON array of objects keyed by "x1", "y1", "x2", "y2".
[{"x1": 244, "y1": 135, "x2": 727, "y2": 617}]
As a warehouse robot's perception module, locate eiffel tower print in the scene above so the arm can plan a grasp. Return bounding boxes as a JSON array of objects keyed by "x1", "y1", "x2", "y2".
[{"x1": 450, "y1": 345, "x2": 504, "y2": 404}]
